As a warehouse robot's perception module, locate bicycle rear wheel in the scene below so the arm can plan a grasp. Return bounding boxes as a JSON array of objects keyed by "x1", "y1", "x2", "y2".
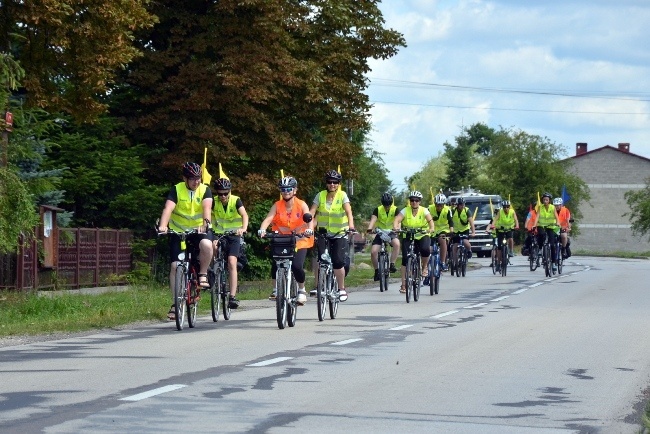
[
  {"x1": 529, "y1": 245, "x2": 538, "y2": 271},
  {"x1": 221, "y1": 269, "x2": 231, "y2": 320},
  {"x1": 173, "y1": 265, "x2": 187, "y2": 331},
  {"x1": 378, "y1": 251, "x2": 388, "y2": 292},
  {"x1": 491, "y1": 248, "x2": 497, "y2": 275},
  {"x1": 276, "y1": 270, "x2": 288, "y2": 329},
  {"x1": 317, "y1": 268, "x2": 327, "y2": 321},
  {"x1": 460, "y1": 247, "x2": 467, "y2": 277},
  {"x1": 329, "y1": 276, "x2": 339, "y2": 319},
  {"x1": 429, "y1": 255, "x2": 435, "y2": 296},
  {"x1": 287, "y1": 277, "x2": 298, "y2": 327}
]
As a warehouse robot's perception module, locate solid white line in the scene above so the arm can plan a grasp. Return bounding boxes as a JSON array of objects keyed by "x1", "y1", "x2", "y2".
[
  {"x1": 546, "y1": 278, "x2": 558, "y2": 282},
  {"x1": 247, "y1": 357, "x2": 293, "y2": 367},
  {"x1": 331, "y1": 338, "x2": 363, "y2": 346},
  {"x1": 513, "y1": 288, "x2": 529, "y2": 294},
  {"x1": 432, "y1": 310, "x2": 459, "y2": 319},
  {"x1": 529, "y1": 282, "x2": 544, "y2": 288},
  {"x1": 120, "y1": 384, "x2": 186, "y2": 401},
  {"x1": 491, "y1": 296, "x2": 509, "y2": 302},
  {"x1": 390, "y1": 324, "x2": 415, "y2": 331},
  {"x1": 465, "y1": 303, "x2": 487, "y2": 309}
]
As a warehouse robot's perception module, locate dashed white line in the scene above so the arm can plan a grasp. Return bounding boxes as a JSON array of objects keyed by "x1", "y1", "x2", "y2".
[
  {"x1": 529, "y1": 282, "x2": 544, "y2": 288},
  {"x1": 546, "y1": 277, "x2": 558, "y2": 282},
  {"x1": 120, "y1": 384, "x2": 186, "y2": 401},
  {"x1": 513, "y1": 288, "x2": 529, "y2": 294},
  {"x1": 465, "y1": 303, "x2": 487, "y2": 309},
  {"x1": 247, "y1": 357, "x2": 293, "y2": 367},
  {"x1": 390, "y1": 324, "x2": 415, "y2": 331},
  {"x1": 432, "y1": 310, "x2": 459, "y2": 319},
  {"x1": 331, "y1": 338, "x2": 363, "y2": 346},
  {"x1": 491, "y1": 296, "x2": 510, "y2": 302}
]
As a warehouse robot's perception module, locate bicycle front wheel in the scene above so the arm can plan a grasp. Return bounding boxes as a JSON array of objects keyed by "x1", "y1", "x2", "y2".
[
  {"x1": 543, "y1": 245, "x2": 551, "y2": 277},
  {"x1": 221, "y1": 269, "x2": 231, "y2": 320},
  {"x1": 187, "y1": 272, "x2": 198, "y2": 328},
  {"x1": 491, "y1": 248, "x2": 497, "y2": 275},
  {"x1": 501, "y1": 245, "x2": 508, "y2": 277},
  {"x1": 405, "y1": 257, "x2": 413, "y2": 303},
  {"x1": 529, "y1": 245, "x2": 538, "y2": 271},
  {"x1": 412, "y1": 258, "x2": 421, "y2": 302},
  {"x1": 317, "y1": 268, "x2": 327, "y2": 321},
  {"x1": 378, "y1": 251, "x2": 388, "y2": 293},
  {"x1": 210, "y1": 266, "x2": 221, "y2": 322},
  {"x1": 173, "y1": 265, "x2": 187, "y2": 331},
  {"x1": 275, "y1": 270, "x2": 288, "y2": 329},
  {"x1": 287, "y1": 277, "x2": 298, "y2": 327}
]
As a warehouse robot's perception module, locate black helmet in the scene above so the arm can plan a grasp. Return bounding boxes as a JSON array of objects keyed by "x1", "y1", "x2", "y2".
[
  {"x1": 278, "y1": 176, "x2": 297, "y2": 189},
  {"x1": 381, "y1": 192, "x2": 393, "y2": 206},
  {"x1": 324, "y1": 169, "x2": 342, "y2": 182},
  {"x1": 214, "y1": 178, "x2": 232, "y2": 190},
  {"x1": 502, "y1": 200, "x2": 511, "y2": 207},
  {"x1": 542, "y1": 192, "x2": 552, "y2": 199},
  {"x1": 456, "y1": 197, "x2": 465, "y2": 205},
  {"x1": 182, "y1": 162, "x2": 201, "y2": 178}
]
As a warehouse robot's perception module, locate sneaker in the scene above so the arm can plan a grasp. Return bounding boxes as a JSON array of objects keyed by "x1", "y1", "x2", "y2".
[
  {"x1": 552, "y1": 265, "x2": 557, "y2": 273},
  {"x1": 309, "y1": 288, "x2": 317, "y2": 297},
  {"x1": 268, "y1": 291, "x2": 277, "y2": 301},
  {"x1": 495, "y1": 264, "x2": 501, "y2": 272},
  {"x1": 423, "y1": 276, "x2": 430, "y2": 286},
  {"x1": 441, "y1": 264, "x2": 448, "y2": 272},
  {"x1": 228, "y1": 296, "x2": 240, "y2": 309},
  {"x1": 296, "y1": 291, "x2": 307, "y2": 306},
  {"x1": 373, "y1": 269, "x2": 380, "y2": 281},
  {"x1": 467, "y1": 251, "x2": 472, "y2": 259},
  {"x1": 339, "y1": 288, "x2": 348, "y2": 302},
  {"x1": 389, "y1": 263, "x2": 397, "y2": 273},
  {"x1": 508, "y1": 252, "x2": 514, "y2": 258}
]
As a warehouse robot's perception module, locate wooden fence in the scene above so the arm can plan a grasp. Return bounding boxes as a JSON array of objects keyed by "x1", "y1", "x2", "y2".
[{"x1": 0, "y1": 228, "x2": 132, "y2": 290}]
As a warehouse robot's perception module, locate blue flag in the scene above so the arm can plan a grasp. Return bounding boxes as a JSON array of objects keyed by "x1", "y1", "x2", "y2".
[{"x1": 561, "y1": 185, "x2": 571, "y2": 203}]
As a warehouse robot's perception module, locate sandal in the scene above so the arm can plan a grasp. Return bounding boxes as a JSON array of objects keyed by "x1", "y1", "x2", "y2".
[
  {"x1": 167, "y1": 305, "x2": 175, "y2": 321},
  {"x1": 399, "y1": 286, "x2": 406, "y2": 294},
  {"x1": 198, "y1": 273, "x2": 210, "y2": 288}
]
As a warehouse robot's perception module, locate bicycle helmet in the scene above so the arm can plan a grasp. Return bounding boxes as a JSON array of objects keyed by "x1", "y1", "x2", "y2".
[
  {"x1": 278, "y1": 176, "x2": 297, "y2": 189},
  {"x1": 456, "y1": 197, "x2": 465, "y2": 205},
  {"x1": 381, "y1": 192, "x2": 393, "y2": 206},
  {"x1": 434, "y1": 193, "x2": 447, "y2": 205},
  {"x1": 409, "y1": 190, "x2": 423, "y2": 200},
  {"x1": 214, "y1": 178, "x2": 232, "y2": 190},
  {"x1": 502, "y1": 200, "x2": 511, "y2": 207},
  {"x1": 553, "y1": 197, "x2": 563, "y2": 206},
  {"x1": 542, "y1": 192, "x2": 552, "y2": 200},
  {"x1": 182, "y1": 162, "x2": 201, "y2": 178},
  {"x1": 324, "y1": 169, "x2": 342, "y2": 182}
]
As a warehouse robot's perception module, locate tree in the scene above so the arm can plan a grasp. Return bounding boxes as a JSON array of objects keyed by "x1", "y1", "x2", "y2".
[
  {"x1": 406, "y1": 151, "x2": 449, "y2": 203},
  {"x1": 625, "y1": 178, "x2": 650, "y2": 241},
  {"x1": 1, "y1": 0, "x2": 156, "y2": 122},
  {"x1": 111, "y1": 0, "x2": 405, "y2": 202}
]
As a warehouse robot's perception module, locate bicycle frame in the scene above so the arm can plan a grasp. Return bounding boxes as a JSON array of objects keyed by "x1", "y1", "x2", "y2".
[
  {"x1": 399, "y1": 228, "x2": 425, "y2": 303},
  {"x1": 315, "y1": 229, "x2": 346, "y2": 321},
  {"x1": 375, "y1": 229, "x2": 392, "y2": 293},
  {"x1": 209, "y1": 230, "x2": 238, "y2": 322}
]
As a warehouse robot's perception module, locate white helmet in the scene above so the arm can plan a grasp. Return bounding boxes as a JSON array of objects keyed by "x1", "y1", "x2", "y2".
[
  {"x1": 553, "y1": 197, "x2": 563, "y2": 206},
  {"x1": 409, "y1": 190, "x2": 423, "y2": 200},
  {"x1": 434, "y1": 193, "x2": 447, "y2": 205}
]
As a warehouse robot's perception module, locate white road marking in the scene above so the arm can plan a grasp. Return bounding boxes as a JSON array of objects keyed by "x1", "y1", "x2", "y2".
[
  {"x1": 546, "y1": 277, "x2": 558, "y2": 282},
  {"x1": 332, "y1": 338, "x2": 363, "y2": 346},
  {"x1": 465, "y1": 303, "x2": 487, "y2": 309},
  {"x1": 513, "y1": 288, "x2": 529, "y2": 294},
  {"x1": 529, "y1": 282, "x2": 544, "y2": 288},
  {"x1": 390, "y1": 324, "x2": 415, "y2": 331},
  {"x1": 120, "y1": 384, "x2": 186, "y2": 401},
  {"x1": 491, "y1": 296, "x2": 510, "y2": 302},
  {"x1": 247, "y1": 357, "x2": 294, "y2": 367},
  {"x1": 432, "y1": 310, "x2": 459, "y2": 319}
]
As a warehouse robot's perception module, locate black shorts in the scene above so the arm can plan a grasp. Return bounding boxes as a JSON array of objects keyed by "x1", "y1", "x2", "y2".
[
  {"x1": 169, "y1": 233, "x2": 208, "y2": 263},
  {"x1": 451, "y1": 230, "x2": 469, "y2": 244}
]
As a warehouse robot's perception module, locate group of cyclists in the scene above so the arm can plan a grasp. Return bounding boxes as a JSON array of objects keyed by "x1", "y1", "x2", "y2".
[{"x1": 157, "y1": 161, "x2": 572, "y2": 321}]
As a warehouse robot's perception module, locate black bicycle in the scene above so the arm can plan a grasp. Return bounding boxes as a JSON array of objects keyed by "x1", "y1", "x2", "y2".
[
  {"x1": 209, "y1": 229, "x2": 239, "y2": 322},
  {"x1": 494, "y1": 229, "x2": 510, "y2": 277},
  {"x1": 427, "y1": 235, "x2": 444, "y2": 295},
  {"x1": 314, "y1": 228, "x2": 353, "y2": 321},
  {"x1": 527, "y1": 229, "x2": 540, "y2": 272},
  {"x1": 374, "y1": 228, "x2": 392, "y2": 293},
  {"x1": 398, "y1": 228, "x2": 427, "y2": 303},
  {"x1": 540, "y1": 231, "x2": 553, "y2": 277},
  {"x1": 453, "y1": 235, "x2": 469, "y2": 277}
]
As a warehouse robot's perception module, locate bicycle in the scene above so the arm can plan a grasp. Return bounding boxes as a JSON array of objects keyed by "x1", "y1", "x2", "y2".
[
  {"x1": 494, "y1": 229, "x2": 510, "y2": 277},
  {"x1": 209, "y1": 229, "x2": 239, "y2": 322},
  {"x1": 427, "y1": 235, "x2": 444, "y2": 295},
  {"x1": 314, "y1": 228, "x2": 354, "y2": 321},
  {"x1": 374, "y1": 228, "x2": 393, "y2": 293},
  {"x1": 527, "y1": 229, "x2": 540, "y2": 272},
  {"x1": 397, "y1": 228, "x2": 427, "y2": 303},
  {"x1": 540, "y1": 231, "x2": 553, "y2": 277},
  {"x1": 157, "y1": 227, "x2": 202, "y2": 331},
  {"x1": 452, "y1": 235, "x2": 469, "y2": 277},
  {"x1": 554, "y1": 237, "x2": 563, "y2": 275}
]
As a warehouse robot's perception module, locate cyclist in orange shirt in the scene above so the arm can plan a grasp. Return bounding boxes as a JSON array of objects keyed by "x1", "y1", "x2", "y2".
[
  {"x1": 554, "y1": 197, "x2": 572, "y2": 259},
  {"x1": 522, "y1": 199, "x2": 537, "y2": 256}
]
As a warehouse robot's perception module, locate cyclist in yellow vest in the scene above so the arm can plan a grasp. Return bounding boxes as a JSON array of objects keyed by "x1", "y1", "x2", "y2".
[
  {"x1": 392, "y1": 190, "x2": 435, "y2": 294},
  {"x1": 451, "y1": 197, "x2": 476, "y2": 264},
  {"x1": 259, "y1": 176, "x2": 314, "y2": 305},
  {"x1": 488, "y1": 204, "x2": 501, "y2": 268},
  {"x1": 428, "y1": 193, "x2": 454, "y2": 274},
  {"x1": 158, "y1": 162, "x2": 213, "y2": 320},
  {"x1": 366, "y1": 192, "x2": 400, "y2": 282},
  {"x1": 533, "y1": 192, "x2": 560, "y2": 272},
  {"x1": 211, "y1": 178, "x2": 249, "y2": 309},
  {"x1": 496, "y1": 199, "x2": 519, "y2": 258},
  {"x1": 309, "y1": 169, "x2": 355, "y2": 302}
]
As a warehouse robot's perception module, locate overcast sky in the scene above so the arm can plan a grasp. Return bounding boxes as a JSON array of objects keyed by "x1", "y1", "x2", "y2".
[{"x1": 366, "y1": 0, "x2": 650, "y2": 189}]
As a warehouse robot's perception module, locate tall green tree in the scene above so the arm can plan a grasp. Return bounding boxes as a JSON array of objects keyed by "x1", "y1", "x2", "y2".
[
  {"x1": 112, "y1": 0, "x2": 405, "y2": 203},
  {"x1": 406, "y1": 151, "x2": 449, "y2": 203},
  {"x1": 625, "y1": 178, "x2": 650, "y2": 241}
]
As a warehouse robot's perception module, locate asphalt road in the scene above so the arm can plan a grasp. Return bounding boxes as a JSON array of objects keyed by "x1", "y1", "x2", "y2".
[{"x1": 1, "y1": 256, "x2": 649, "y2": 433}]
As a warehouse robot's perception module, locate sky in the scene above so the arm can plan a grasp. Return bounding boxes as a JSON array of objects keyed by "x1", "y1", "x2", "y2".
[{"x1": 366, "y1": 0, "x2": 650, "y2": 189}]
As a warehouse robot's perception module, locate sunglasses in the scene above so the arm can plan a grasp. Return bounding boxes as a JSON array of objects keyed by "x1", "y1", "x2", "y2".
[
  {"x1": 279, "y1": 187, "x2": 293, "y2": 193},
  {"x1": 326, "y1": 181, "x2": 340, "y2": 186},
  {"x1": 216, "y1": 192, "x2": 229, "y2": 197},
  {"x1": 409, "y1": 198, "x2": 421, "y2": 202}
]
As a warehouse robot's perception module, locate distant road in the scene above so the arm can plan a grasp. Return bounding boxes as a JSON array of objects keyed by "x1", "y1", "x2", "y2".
[{"x1": 1, "y1": 256, "x2": 649, "y2": 433}]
